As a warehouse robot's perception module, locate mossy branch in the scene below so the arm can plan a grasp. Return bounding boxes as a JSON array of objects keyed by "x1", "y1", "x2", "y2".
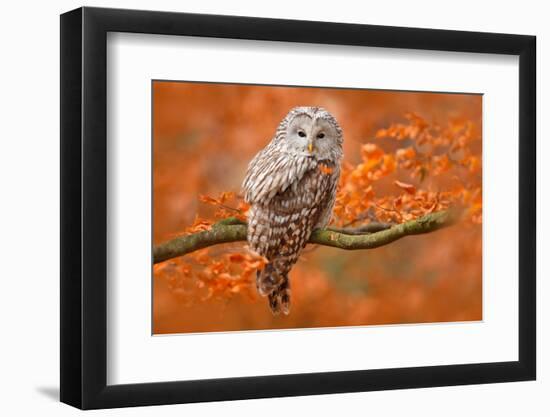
[{"x1": 153, "y1": 210, "x2": 458, "y2": 264}]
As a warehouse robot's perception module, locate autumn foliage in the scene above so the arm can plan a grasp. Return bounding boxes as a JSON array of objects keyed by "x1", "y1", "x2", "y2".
[{"x1": 153, "y1": 82, "x2": 482, "y2": 334}]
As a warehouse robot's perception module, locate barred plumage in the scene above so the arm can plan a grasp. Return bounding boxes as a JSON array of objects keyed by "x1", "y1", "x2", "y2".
[{"x1": 242, "y1": 107, "x2": 343, "y2": 315}]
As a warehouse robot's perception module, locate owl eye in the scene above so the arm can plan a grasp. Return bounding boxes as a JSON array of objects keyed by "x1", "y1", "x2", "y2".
[
  {"x1": 317, "y1": 132, "x2": 325, "y2": 139},
  {"x1": 298, "y1": 131, "x2": 306, "y2": 138}
]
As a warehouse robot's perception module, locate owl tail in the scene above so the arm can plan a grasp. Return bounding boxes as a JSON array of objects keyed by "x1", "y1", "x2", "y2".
[
  {"x1": 256, "y1": 263, "x2": 291, "y2": 315},
  {"x1": 268, "y1": 278, "x2": 291, "y2": 316}
]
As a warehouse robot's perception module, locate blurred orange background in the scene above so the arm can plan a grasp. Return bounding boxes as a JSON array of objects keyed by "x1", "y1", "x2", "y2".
[{"x1": 153, "y1": 81, "x2": 482, "y2": 334}]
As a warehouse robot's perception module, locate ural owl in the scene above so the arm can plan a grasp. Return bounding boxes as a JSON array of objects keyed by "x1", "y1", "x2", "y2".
[{"x1": 242, "y1": 106, "x2": 343, "y2": 315}]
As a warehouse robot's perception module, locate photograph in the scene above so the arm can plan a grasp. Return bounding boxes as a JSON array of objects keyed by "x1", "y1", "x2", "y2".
[
  {"x1": 0, "y1": 0, "x2": 543, "y2": 414},
  {"x1": 152, "y1": 81, "x2": 483, "y2": 334}
]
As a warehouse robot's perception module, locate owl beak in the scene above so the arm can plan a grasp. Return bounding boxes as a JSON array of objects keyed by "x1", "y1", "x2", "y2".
[{"x1": 308, "y1": 141, "x2": 314, "y2": 153}]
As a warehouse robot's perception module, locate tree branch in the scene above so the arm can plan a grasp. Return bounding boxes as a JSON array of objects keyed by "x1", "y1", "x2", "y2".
[{"x1": 153, "y1": 210, "x2": 458, "y2": 264}]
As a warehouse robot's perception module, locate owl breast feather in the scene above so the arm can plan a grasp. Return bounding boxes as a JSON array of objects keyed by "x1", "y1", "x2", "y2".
[{"x1": 243, "y1": 148, "x2": 329, "y2": 205}]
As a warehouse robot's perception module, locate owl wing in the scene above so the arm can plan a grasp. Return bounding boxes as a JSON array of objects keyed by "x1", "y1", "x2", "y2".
[
  {"x1": 247, "y1": 160, "x2": 339, "y2": 316},
  {"x1": 314, "y1": 164, "x2": 340, "y2": 229},
  {"x1": 247, "y1": 161, "x2": 338, "y2": 260},
  {"x1": 242, "y1": 143, "x2": 315, "y2": 204}
]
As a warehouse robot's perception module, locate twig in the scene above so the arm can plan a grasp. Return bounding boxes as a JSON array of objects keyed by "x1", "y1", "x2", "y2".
[{"x1": 326, "y1": 222, "x2": 394, "y2": 235}]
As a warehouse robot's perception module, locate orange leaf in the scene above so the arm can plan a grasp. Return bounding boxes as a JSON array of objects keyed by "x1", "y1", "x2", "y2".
[
  {"x1": 393, "y1": 196, "x2": 403, "y2": 209},
  {"x1": 228, "y1": 253, "x2": 245, "y2": 263},
  {"x1": 361, "y1": 143, "x2": 384, "y2": 161},
  {"x1": 237, "y1": 201, "x2": 250, "y2": 213},
  {"x1": 396, "y1": 147, "x2": 416, "y2": 160},
  {"x1": 375, "y1": 128, "x2": 387, "y2": 139},
  {"x1": 319, "y1": 164, "x2": 334, "y2": 175},
  {"x1": 394, "y1": 180, "x2": 416, "y2": 195},
  {"x1": 219, "y1": 191, "x2": 235, "y2": 204},
  {"x1": 199, "y1": 195, "x2": 219, "y2": 205}
]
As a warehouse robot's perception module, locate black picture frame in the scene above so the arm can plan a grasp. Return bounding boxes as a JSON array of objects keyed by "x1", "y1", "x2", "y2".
[{"x1": 60, "y1": 6, "x2": 536, "y2": 410}]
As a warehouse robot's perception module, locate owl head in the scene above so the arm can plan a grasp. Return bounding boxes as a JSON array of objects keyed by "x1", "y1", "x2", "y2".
[{"x1": 276, "y1": 106, "x2": 343, "y2": 162}]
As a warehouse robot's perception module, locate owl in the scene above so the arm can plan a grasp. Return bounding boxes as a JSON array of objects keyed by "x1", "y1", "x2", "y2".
[{"x1": 242, "y1": 106, "x2": 343, "y2": 315}]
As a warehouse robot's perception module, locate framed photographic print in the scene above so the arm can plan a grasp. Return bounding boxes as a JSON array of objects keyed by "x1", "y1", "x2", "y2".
[{"x1": 60, "y1": 6, "x2": 536, "y2": 409}]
